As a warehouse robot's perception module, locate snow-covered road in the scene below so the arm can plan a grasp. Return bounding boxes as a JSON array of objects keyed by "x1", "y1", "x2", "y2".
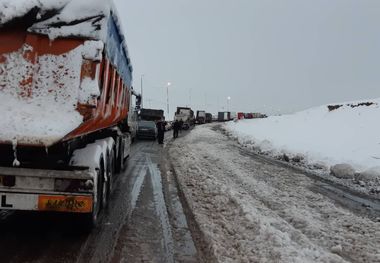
[{"x1": 169, "y1": 124, "x2": 380, "y2": 263}]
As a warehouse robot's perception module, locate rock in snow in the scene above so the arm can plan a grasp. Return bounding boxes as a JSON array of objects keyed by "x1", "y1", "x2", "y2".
[
  {"x1": 331, "y1": 245, "x2": 343, "y2": 254},
  {"x1": 356, "y1": 167, "x2": 380, "y2": 182},
  {"x1": 330, "y1": 163, "x2": 356, "y2": 179}
]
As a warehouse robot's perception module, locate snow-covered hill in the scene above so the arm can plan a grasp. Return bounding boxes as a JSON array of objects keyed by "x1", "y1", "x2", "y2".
[{"x1": 226, "y1": 98, "x2": 380, "y2": 192}]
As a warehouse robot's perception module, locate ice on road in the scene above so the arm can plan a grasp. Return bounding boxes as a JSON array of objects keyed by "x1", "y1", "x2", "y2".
[{"x1": 169, "y1": 125, "x2": 380, "y2": 263}]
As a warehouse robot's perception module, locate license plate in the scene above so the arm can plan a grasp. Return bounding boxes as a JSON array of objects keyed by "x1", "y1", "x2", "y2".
[{"x1": 38, "y1": 195, "x2": 93, "y2": 213}]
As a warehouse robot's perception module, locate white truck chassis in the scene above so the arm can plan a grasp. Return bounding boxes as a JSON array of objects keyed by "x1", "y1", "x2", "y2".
[
  {"x1": 0, "y1": 167, "x2": 95, "y2": 213},
  {"x1": 0, "y1": 132, "x2": 131, "y2": 227}
]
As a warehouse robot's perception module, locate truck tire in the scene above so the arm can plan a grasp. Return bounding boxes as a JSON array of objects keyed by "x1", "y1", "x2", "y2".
[
  {"x1": 101, "y1": 149, "x2": 112, "y2": 209},
  {"x1": 105, "y1": 148, "x2": 114, "y2": 202},
  {"x1": 115, "y1": 137, "x2": 124, "y2": 173},
  {"x1": 83, "y1": 155, "x2": 105, "y2": 230}
]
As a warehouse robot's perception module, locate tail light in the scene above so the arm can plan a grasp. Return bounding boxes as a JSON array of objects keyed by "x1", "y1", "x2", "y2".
[{"x1": 3, "y1": 176, "x2": 16, "y2": 187}]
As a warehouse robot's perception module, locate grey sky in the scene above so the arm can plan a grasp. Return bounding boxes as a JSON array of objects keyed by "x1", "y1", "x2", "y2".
[{"x1": 114, "y1": 0, "x2": 380, "y2": 117}]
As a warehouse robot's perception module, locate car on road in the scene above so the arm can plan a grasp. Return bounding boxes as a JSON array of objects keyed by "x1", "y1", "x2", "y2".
[
  {"x1": 137, "y1": 120, "x2": 157, "y2": 140},
  {"x1": 165, "y1": 121, "x2": 172, "y2": 131}
]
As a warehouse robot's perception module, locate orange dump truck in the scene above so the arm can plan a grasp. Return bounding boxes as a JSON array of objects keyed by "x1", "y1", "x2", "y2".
[{"x1": 0, "y1": 1, "x2": 137, "y2": 226}]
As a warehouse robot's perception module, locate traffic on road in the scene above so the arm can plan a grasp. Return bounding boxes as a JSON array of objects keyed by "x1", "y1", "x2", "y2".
[{"x1": 0, "y1": 1, "x2": 379, "y2": 263}]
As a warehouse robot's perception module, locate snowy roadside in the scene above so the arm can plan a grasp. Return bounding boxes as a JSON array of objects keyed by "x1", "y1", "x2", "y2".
[
  {"x1": 225, "y1": 99, "x2": 380, "y2": 197},
  {"x1": 169, "y1": 125, "x2": 380, "y2": 263}
]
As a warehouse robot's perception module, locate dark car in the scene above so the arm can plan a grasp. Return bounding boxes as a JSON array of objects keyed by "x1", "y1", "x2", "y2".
[{"x1": 137, "y1": 120, "x2": 157, "y2": 140}]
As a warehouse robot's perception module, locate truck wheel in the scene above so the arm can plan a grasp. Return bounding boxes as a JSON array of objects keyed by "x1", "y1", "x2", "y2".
[
  {"x1": 120, "y1": 139, "x2": 127, "y2": 171},
  {"x1": 115, "y1": 138, "x2": 124, "y2": 173},
  {"x1": 102, "y1": 150, "x2": 113, "y2": 209},
  {"x1": 83, "y1": 155, "x2": 105, "y2": 230},
  {"x1": 107, "y1": 148, "x2": 115, "y2": 198}
]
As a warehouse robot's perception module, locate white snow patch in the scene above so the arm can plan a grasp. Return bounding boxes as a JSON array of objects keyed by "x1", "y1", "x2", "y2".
[
  {"x1": 70, "y1": 137, "x2": 114, "y2": 174},
  {"x1": 0, "y1": 44, "x2": 86, "y2": 146},
  {"x1": 0, "y1": 0, "x2": 69, "y2": 24},
  {"x1": 226, "y1": 98, "x2": 380, "y2": 180},
  {"x1": 79, "y1": 77, "x2": 100, "y2": 104},
  {"x1": 0, "y1": 0, "x2": 112, "y2": 42},
  {"x1": 0, "y1": 40, "x2": 106, "y2": 146},
  {"x1": 82, "y1": 41, "x2": 104, "y2": 61},
  {"x1": 96, "y1": 137, "x2": 115, "y2": 172},
  {"x1": 70, "y1": 143, "x2": 102, "y2": 171},
  {"x1": 169, "y1": 125, "x2": 380, "y2": 262},
  {"x1": 31, "y1": 16, "x2": 108, "y2": 41},
  {"x1": 79, "y1": 41, "x2": 103, "y2": 104}
]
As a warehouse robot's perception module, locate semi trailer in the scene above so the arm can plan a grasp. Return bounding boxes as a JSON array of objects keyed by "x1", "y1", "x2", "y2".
[
  {"x1": 139, "y1": 108, "x2": 165, "y2": 121},
  {"x1": 218, "y1": 112, "x2": 229, "y2": 122},
  {"x1": 174, "y1": 107, "x2": 195, "y2": 130},
  {"x1": 0, "y1": 0, "x2": 136, "y2": 227},
  {"x1": 196, "y1": 110, "x2": 206, "y2": 124},
  {"x1": 205, "y1": 113, "x2": 213, "y2": 123}
]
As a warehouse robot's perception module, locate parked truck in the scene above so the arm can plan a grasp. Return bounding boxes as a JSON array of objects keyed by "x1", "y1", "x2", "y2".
[
  {"x1": 205, "y1": 113, "x2": 213, "y2": 123},
  {"x1": 218, "y1": 112, "x2": 229, "y2": 122},
  {"x1": 0, "y1": 1, "x2": 136, "y2": 227},
  {"x1": 128, "y1": 90, "x2": 142, "y2": 142},
  {"x1": 174, "y1": 107, "x2": 195, "y2": 130},
  {"x1": 196, "y1": 110, "x2": 206, "y2": 124},
  {"x1": 139, "y1": 108, "x2": 165, "y2": 121}
]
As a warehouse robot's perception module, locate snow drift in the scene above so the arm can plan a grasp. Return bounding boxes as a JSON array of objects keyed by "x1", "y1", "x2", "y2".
[{"x1": 226, "y1": 99, "x2": 380, "y2": 181}]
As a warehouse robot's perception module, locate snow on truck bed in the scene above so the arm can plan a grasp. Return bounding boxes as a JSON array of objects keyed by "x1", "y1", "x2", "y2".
[
  {"x1": 226, "y1": 98, "x2": 380, "y2": 181},
  {"x1": 1, "y1": 44, "x2": 86, "y2": 146},
  {"x1": 0, "y1": 0, "x2": 122, "y2": 147},
  {"x1": 0, "y1": 0, "x2": 111, "y2": 40}
]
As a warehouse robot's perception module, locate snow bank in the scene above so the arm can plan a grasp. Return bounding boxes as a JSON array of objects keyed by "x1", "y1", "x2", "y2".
[
  {"x1": 226, "y1": 99, "x2": 380, "y2": 183},
  {"x1": 169, "y1": 126, "x2": 380, "y2": 262}
]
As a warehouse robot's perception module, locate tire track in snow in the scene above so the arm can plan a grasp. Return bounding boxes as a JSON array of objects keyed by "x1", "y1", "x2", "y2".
[{"x1": 146, "y1": 155, "x2": 175, "y2": 263}]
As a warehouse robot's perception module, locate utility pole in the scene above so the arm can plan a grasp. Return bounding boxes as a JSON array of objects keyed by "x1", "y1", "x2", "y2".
[
  {"x1": 140, "y1": 74, "x2": 144, "y2": 108},
  {"x1": 167, "y1": 82, "x2": 171, "y2": 120}
]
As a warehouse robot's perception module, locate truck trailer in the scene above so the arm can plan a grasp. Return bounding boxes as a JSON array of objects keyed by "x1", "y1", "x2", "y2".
[
  {"x1": 205, "y1": 113, "x2": 213, "y2": 123},
  {"x1": 196, "y1": 110, "x2": 206, "y2": 124},
  {"x1": 174, "y1": 107, "x2": 195, "y2": 130},
  {"x1": 218, "y1": 112, "x2": 229, "y2": 122},
  {"x1": 0, "y1": 0, "x2": 136, "y2": 227},
  {"x1": 139, "y1": 108, "x2": 165, "y2": 121}
]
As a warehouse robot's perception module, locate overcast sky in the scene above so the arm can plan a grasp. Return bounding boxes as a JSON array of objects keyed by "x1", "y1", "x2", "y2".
[{"x1": 114, "y1": 0, "x2": 380, "y2": 118}]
